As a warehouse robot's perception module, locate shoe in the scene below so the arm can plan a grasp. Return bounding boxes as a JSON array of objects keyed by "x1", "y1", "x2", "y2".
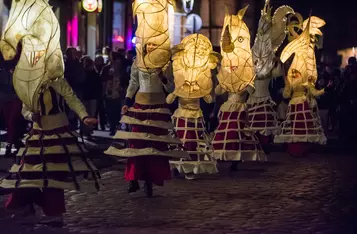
[
  {"x1": 185, "y1": 174, "x2": 196, "y2": 180},
  {"x1": 230, "y1": 161, "x2": 240, "y2": 171},
  {"x1": 38, "y1": 215, "x2": 64, "y2": 227},
  {"x1": 143, "y1": 181, "x2": 153, "y2": 198},
  {"x1": 10, "y1": 204, "x2": 36, "y2": 222},
  {"x1": 5, "y1": 143, "x2": 13, "y2": 157},
  {"x1": 127, "y1": 180, "x2": 140, "y2": 193}
]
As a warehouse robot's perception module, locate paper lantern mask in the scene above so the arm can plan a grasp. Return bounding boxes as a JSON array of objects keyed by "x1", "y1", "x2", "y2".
[
  {"x1": 252, "y1": 0, "x2": 294, "y2": 77},
  {"x1": 133, "y1": 0, "x2": 173, "y2": 71},
  {"x1": 217, "y1": 6, "x2": 255, "y2": 93},
  {"x1": 166, "y1": 34, "x2": 221, "y2": 103},
  {"x1": 280, "y1": 16, "x2": 325, "y2": 85},
  {"x1": 0, "y1": 0, "x2": 64, "y2": 113}
]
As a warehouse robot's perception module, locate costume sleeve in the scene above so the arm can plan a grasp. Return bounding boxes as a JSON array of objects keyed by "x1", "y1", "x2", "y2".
[
  {"x1": 308, "y1": 85, "x2": 325, "y2": 97},
  {"x1": 51, "y1": 78, "x2": 89, "y2": 121},
  {"x1": 282, "y1": 85, "x2": 292, "y2": 99},
  {"x1": 125, "y1": 63, "x2": 140, "y2": 99},
  {"x1": 21, "y1": 104, "x2": 33, "y2": 121},
  {"x1": 161, "y1": 62, "x2": 175, "y2": 93}
]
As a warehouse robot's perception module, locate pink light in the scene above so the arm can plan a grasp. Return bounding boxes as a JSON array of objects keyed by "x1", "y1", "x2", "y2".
[
  {"x1": 67, "y1": 21, "x2": 71, "y2": 46},
  {"x1": 71, "y1": 14, "x2": 78, "y2": 47},
  {"x1": 114, "y1": 36, "x2": 124, "y2": 43}
]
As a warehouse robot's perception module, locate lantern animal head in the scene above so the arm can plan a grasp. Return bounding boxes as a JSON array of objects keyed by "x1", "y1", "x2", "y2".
[
  {"x1": 218, "y1": 5, "x2": 255, "y2": 93},
  {"x1": 170, "y1": 34, "x2": 221, "y2": 99},
  {"x1": 133, "y1": 0, "x2": 174, "y2": 71},
  {"x1": 252, "y1": 0, "x2": 294, "y2": 78},
  {"x1": 0, "y1": 0, "x2": 64, "y2": 112},
  {"x1": 280, "y1": 16, "x2": 325, "y2": 85}
]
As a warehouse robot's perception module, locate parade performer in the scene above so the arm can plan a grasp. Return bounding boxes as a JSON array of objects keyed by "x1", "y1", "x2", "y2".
[
  {"x1": 0, "y1": 0, "x2": 99, "y2": 226},
  {"x1": 274, "y1": 16, "x2": 328, "y2": 156},
  {"x1": 212, "y1": 6, "x2": 266, "y2": 171},
  {"x1": 105, "y1": 0, "x2": 188, "y2": 197},
  {"x1": 167, "y1": 34, "x2": 220, "y2": 180},
  {"x1": 249, "y1": 0, "x2": 294, "y2": 151}
]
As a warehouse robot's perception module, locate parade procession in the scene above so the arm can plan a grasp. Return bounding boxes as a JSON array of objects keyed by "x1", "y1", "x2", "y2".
[{"x1": 0, "y1": 0, "x2": 356, "y2": 233}]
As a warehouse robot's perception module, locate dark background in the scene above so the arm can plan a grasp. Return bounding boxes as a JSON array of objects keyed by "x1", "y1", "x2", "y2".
[{"x1": 271, "y1": 0, "x2": 357, "y2": 52}]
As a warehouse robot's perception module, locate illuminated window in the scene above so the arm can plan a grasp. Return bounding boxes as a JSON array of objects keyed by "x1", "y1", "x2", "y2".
[{"x1": 112, "y1": 1, "x2": 125, "y2": 50}]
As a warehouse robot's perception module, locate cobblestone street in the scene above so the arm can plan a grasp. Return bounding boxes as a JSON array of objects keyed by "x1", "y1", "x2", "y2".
[{"x1": 1, "y1": 149, "x2": 357, "y2": 234}]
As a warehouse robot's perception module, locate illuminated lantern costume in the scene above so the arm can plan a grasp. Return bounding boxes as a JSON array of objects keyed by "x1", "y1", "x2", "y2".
[
  {"x1": 212, "y1": 6, "x2": 266, "y2": 164},
  {"x1": 274, "y1": 16, "x2": 327, "y2": 156},
  {"x1": 0, "y1": 0, "x2": 99, "y2": 225},
  {"x1": 167, "y1": 34, "x2": 220, "y2": 179},
  {"x1": 248, "y1": 1, "x2": 294, "y2": 148},
  {"x1": 105, "y1": 0, "x2": 188, "y2": 197}
]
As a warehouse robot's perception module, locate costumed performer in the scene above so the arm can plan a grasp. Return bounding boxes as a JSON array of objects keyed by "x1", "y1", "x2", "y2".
[
  {"x1": 274, "y1": 16, "x2": 330, "y2": 156},
  {"x1": 105, "y1": 0, "x2": 188, "y2": 197},
  {"x1": 167, "y1": 34, "x2": 220, "y2": 180},
  {"x1": 248, "y1": 0, "x2": 294, "y2": 152},
  {"x1": 0, "y1": 0, "x2": 99, "y2": 226},
  {"x1": 212, "y1": 6, "x2": 266, "y2": 172}
]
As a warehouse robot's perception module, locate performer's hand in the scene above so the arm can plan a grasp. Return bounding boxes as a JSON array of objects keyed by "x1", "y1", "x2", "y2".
[
  {"x1": 83, "y1": 117, "x2": 98, "y2": 126},
  {"x1": 121, "y1": 105, "x2": 129, "y2": 114},
  {"x1": 327, "y1": 80, "x2": 333, "y2": 88}
]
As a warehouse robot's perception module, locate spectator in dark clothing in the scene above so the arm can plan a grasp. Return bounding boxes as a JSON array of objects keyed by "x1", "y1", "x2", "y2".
[
  {"x1": 101, "y1": 52, "x2": 129, "y2": 135},
  {"x1": 94, "y1": 55, "x2": 106, "y2": 130},
  {"x1": 64, "y1": 47, "x2": 85, "y2": 130},
  {"x1": 339, "y1": 57, "x2": 357, "y2": 142},
  {"x1": 80, "y1": 58, "x2": 102, "y2": 138}
]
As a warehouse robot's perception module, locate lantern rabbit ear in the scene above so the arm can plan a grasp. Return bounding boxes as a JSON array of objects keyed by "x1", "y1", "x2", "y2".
[
  {"x1": 225, "y1": 5, "x2": 230, "y2": 16},
  {"x1": 237, "y1": 5, "x2": 249, "y2": 19},
  {"x1": 166, "y1": 93, "x2": 176, "y2": 104}
]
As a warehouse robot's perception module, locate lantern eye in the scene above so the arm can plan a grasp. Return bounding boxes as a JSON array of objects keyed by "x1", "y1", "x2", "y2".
[{"x1": 237, "y1": 36, "x2": 244, "y2": 43}]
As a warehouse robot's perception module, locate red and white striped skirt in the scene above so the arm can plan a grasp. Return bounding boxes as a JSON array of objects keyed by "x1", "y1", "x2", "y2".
[
  {"x1": 170, "y1": 117, "x2": 218, "y2": 174},
  {"x1": 247, "y1": 99, "x2": 278, "y2": 136},
  {"x1": 212, "y1": 110, "x2": 266, "y2": 162},
  {"x1": 274, "y1": 101, "x2": 326, "y2": 144}
]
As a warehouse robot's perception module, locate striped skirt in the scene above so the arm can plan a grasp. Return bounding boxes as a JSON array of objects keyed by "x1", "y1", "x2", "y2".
[
  {"x1": 212, "y1": 108, "x2": 266, "y2": 162},
  {"x1": 105, "y1": 103, "x2": 188, "y2": 185},
  {"x1": 247, "y1": 99, "x2": 279, "y2": 136},
  {"x1": 169, "y1": 117, "x2": 218, "y2": 175},
  {"x1": 274, "y1": 101, "x2": 327, "y2": 144},
  {"x1": 0, "y1": 126, "x2": 100, "y2": 192}
]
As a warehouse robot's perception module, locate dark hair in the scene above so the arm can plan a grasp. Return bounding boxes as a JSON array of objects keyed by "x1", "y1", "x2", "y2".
[
  {"x1": 348, "y1": 57, "x2": 357, "y2": 65},
  {"x1": 112, "y1": 52, "x2": 125, "y2": 62}
]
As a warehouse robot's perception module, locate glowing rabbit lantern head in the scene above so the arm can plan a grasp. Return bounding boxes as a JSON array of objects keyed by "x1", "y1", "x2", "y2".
[
  {"x1": 166, "y1": 34, "x2": 221, "y2": 104},
  {"x1": 133, "y1": 0, "x2": 174, "y2": 71},
  {"x1": 218, "y1": 6, "x2": 255, "y2": 93},
  {"x1": 280, "y1": 16, "x2": 325, "y2": 85},
  {"x1": 0, "y1": 0, "x2": 64, "y2": 113}
]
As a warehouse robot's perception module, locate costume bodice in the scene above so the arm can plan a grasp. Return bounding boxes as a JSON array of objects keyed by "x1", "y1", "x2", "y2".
[
  {"x1": 178, "y1": 98, "x2": 200, "y2": 110},
  {"x1": 250, "y1": 79, "x2": 271, "y2": 98},
  {"x1": 227, "y1": 92, "x2": 247, "y2": 104},
  {"x1": 137, "y1": 70, "x2": 165, "y2": 93}
]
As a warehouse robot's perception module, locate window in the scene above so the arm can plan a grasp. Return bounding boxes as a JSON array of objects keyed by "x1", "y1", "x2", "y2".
[{"x1": 112, "y1": 1, "x2": 126, "y2": 50}]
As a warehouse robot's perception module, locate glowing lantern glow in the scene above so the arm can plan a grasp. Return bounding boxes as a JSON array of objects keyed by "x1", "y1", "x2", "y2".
[
  {"x1": 218, "y1": 6, "x2": 255, "y2": 93},
  {"x1": 167, "y1": 33, "x2": 221, "y2": 103},
  {"x1": 280, "y1": 16, "x2": 325, "y2": 85},
  {"x1": 97, "y1": 0, "x2": 103, "y2": 12},
  {"x1": 133, "y1": 0, "x2": 173, "y2": 71},
  {"x1": 83, "y1": 0, "x2": 98, "y2": 13},
  {"x1": 132, "y1": 37, "x2": 136, "y2": 44},
  {"x1": 0, "y1": 0, "x2": 64, "y2": 112}
]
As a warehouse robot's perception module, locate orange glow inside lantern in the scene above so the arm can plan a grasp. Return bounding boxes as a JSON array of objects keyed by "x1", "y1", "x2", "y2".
[{"x1": 83, "y1": 0, "x2": 98, "y2": 13}]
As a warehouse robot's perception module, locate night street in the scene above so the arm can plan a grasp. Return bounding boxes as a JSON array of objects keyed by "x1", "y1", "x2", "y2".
[{"x1": 1, "y1": 134, "x2": 357, "y2": 234}]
